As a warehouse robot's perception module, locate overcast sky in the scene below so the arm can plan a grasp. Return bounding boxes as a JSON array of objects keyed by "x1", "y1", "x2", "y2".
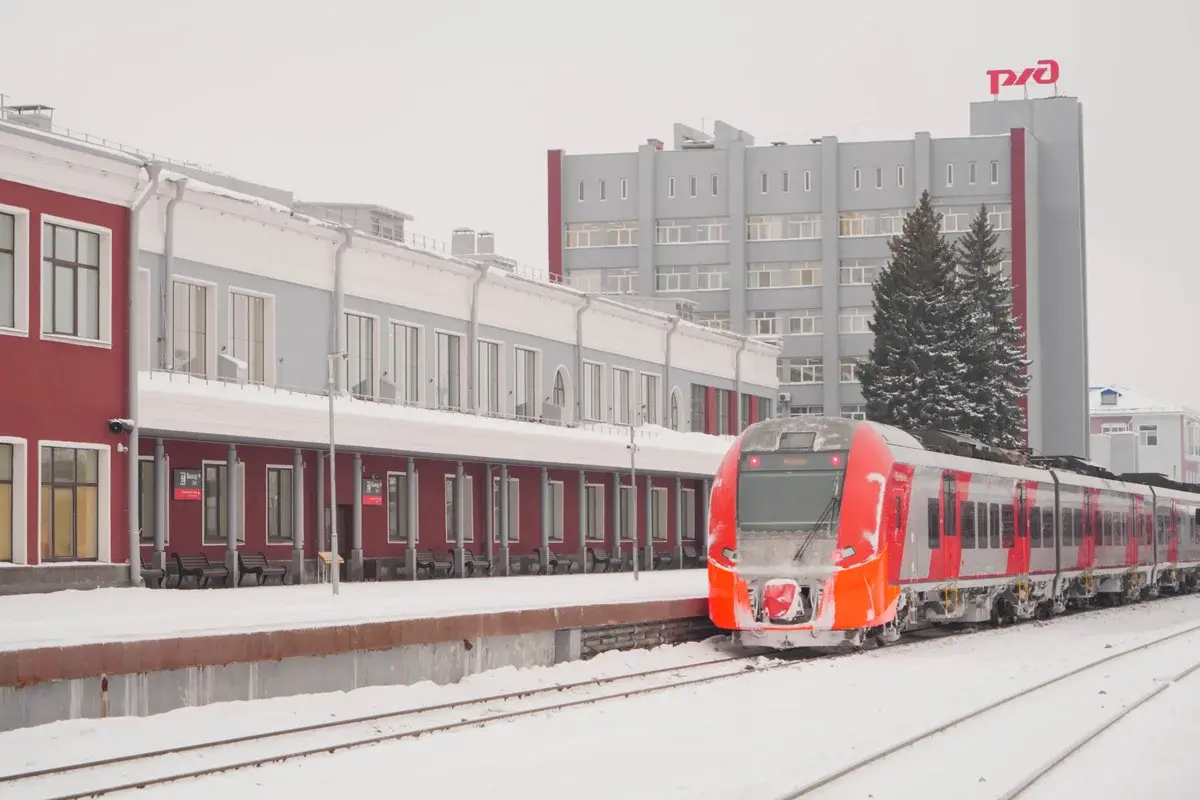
[{"x1": 1, "y1": 0, "x2": 1197, "y2": 411}]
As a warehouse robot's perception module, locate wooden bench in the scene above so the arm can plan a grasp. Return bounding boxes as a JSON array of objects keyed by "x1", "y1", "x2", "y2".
[
  {"x1": 555, "y1": 552, "x2": 584, "y2": 574},
  {"x1": 451, "y1": 547, "x2": 493, "y2": 577},
  {"x1": 415, "y1": 549, "x2": 453, "y2": 579},
  {"x1": 652, "y1": 550, "x2": 675, "y2": 570},
  {"x1": 140, "y1": 554, "x2": 165, "y2": 588},
  {"x1": 173, "y1": 553, "x2": 229, "y2": 588},
  {"x1": 239, "y1": 552, "x2": 288, "y2": 585},
  {"x1": 587, "y1": 547, "x2": 618, "y2": 573},
  {"x1": 682, "y1": 545, "x2": 703, "y2": 568}
]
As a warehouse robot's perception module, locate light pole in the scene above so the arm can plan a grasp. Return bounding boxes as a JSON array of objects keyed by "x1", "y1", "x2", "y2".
[
  {"x1": 327, "y1": 351, "x2": 347, "y2": 596},
  {"x1": 627, "y1": 404, "x2": 644, "y2": 582}
]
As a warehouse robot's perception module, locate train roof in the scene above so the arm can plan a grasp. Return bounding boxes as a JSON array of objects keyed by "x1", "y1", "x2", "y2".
[{"x1": 742, "y1": 415, "x2": 1200, "y2": 500}]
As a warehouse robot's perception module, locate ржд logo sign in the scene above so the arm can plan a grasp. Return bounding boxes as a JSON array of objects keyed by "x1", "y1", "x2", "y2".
[{"x1": 987, "y1": 59, "x2": 1059, "y2": 96}]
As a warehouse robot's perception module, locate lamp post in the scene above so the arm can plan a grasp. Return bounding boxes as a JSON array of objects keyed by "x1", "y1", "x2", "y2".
[
  {"x1": 627, "y1": 404, "x2": 644, "y2": 582},
  {"x1": 327, "y1": 350, "x2": 347, "y2": 596}
]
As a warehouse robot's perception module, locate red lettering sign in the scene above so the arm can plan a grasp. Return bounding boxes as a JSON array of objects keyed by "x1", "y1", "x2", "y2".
[{"x1": 987, "y1": 59, "x2": 1059, "y2": 96}]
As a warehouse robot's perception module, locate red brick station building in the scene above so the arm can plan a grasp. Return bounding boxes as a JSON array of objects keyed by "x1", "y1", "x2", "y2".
[{"x1": 0, "y1": 112, "x2": 779, "y2": 594}]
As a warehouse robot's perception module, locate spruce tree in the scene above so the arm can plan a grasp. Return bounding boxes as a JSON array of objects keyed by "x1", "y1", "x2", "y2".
[
  {"x1": 956, "y1": 204, "x2": 1030, "y2": 449},
  {"x1": 859, "y1": 191, "x2": 985, "y2": 435}
]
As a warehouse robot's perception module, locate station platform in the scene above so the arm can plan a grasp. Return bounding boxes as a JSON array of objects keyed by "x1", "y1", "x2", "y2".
[{"x1": 0, "y1": 570, "x2": 713, "y2": 732}]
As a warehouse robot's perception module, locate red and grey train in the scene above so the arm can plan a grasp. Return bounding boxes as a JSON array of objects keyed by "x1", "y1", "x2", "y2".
[{"x1": 707, "y1": 416, "x2": 1200, "y2": 649}]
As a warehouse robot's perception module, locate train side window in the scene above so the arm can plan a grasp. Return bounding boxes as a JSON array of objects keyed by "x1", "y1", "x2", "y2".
[
  {"x1": 989, "y1": 504, "x2": 1001, "y2": 549},
  {"x1": 961, "y1": 501, "x2": 976, "y2": 548},
  {"x1": 942, "y1": 475, "x2": 957, "y2": 538},
  {"x1": 1194, "y1": 510, "x2": 1200, "y2": 542},
  {"x1": 1042, "y1": 509, "x2": 1055, "y2": 548},
  {"x1": 976, "y1": 503, "x2": 988, "y2": 549},
  {"x1": 1073, "y1": 508, "x2": 1083, "y2": 546},
  {"x1": 1115, "y1": 513, "x2": 1124, "y2": 545},
  {"x1": 1061, "y1": 510, "x2": 1071, "y2": 547},
  {"x1": 1029, "y1": 505, "x2": 1042, "y2": 548},
  {"x1": 927, "y1": 498, "x2": 940, "y2": 549},
  {"x1": 1000, "y1": 505, "x2": 1015, "y2": 549},
  {"x1": 1016, "y1": 487, "x2": 1027, "y2": 539},
  {"x1": 1157, "y1": 513, "x2": 1166, "y2": 545},
  {"x1": 1102, "y1": 511, "x2": 1113, "y2": 546},
  {"x1": 1144, "y1": 513, "x2": 1153, "y2": 546}
]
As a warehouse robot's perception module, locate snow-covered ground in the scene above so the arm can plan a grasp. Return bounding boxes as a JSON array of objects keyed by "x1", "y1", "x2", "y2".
[
  {"x1": 0, "y1": 569, "x2": 706, "y2": 651},
  {"x1": 5, "y1": 594, "x2": 1199, "y2": 798}
]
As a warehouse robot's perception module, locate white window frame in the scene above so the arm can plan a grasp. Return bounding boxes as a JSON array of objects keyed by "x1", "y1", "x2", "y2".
[
  {"x1": 841, "y1": 404, "x2": 867, "y2": 420},
  {"x1": 749, "y1": 311, "x2": 778, "y2": 336},
  {"x1": 386, "y1": 470, "x2": 408, "y2": 544},
  {"x1": 444, "y1": 473, "x2": 476, "y2": 543},
  {"x1": 1139, "y1": 425, "x2": 1159, "y2": 447},
  {"x1": 839, "y1": 357, "x2": 863, "y2": 383},
  {"x1": 875, "y1": 166, "x2": 883, "y2": 189},
  {"x1": 168, "y1": 275, "x2": 218, "y2": 380},
  {"x1": 668, "y1": 177, "x2": 676, "y2": 198},
  {"x1": 38, "y1": 214, "x2": 113, "y2": 349},
  {"x1": 803, "y1": 170, "x2": 812, "y2": 192},
  {"x1": 787, "y1": 357, "x2": 823, "y2": 384},
  {"x1": 434, "y1": 328, "x2": 465, "y2": 410},
  {"x1": 946, "y1": 163, "x2": 954, "y2": 186},
  {"x1": 343, "y1": 309, "x2": 380, "y2": 399},
  {"x1": 228, "y1": 286, "x2": 277, "y2": 386},
  {"x1": 620, "y1": 178, "x2": 629, "y2": 200},
  {"x1": 651, "y1": 486, "x2": 669, "y2": 541},
  {"x1": 782, "y1": 171, "x2": 790, "y2": 193},
  {"x1": 513, "y1": 345, "x2": 540, "y2": 419},
  {"x1": 565, "y1": 223, "x2": 603, "y2": 249},
  {"x1": 655, "y1": 265, "x2": 693, "y2": 292},
  {"x1": 853, "y1": 168, "x2": 861, "y2": 190},
  {"x1": 710, "y1": 174, "x2": 719, "y2": 196},
  {"x1": 491, "y1": 475, "x2": 519, "y2": 543},
  {"x1": 968, "y1": 161, "x2": 977, "y2": 185},
  {"x1": 1100, "y1": 423, "x2": 1128, "y2": 434},
  {"x1": 689, "y1": 175, "x2": 698, "y2": 197},
  {"x1": 619, "y1": 484, "x2": 637, "y2": 541},
  {"x1": 0, "y1": 204, "x2": 31, "y2": 337},
  {"x1": 640, "y1": 372, "x2": 661, "y2": 426},
  {"x1": 693, "y1": 312, "x2": 731, "y2": 331},
  {"x1": 264, "y1": 463, "x2": 295, "y2": 544},
  {"x1": 584, "y1": 483, "x2": 606, "y2": 541},
  {"x1": 681, "y1": 487, "x2": 696, "y2": 540},
  {"x1": 788, "y1": 309, "x2": 821, "y2": 336},
  {"x1": 37, "y1": 440, "x2": 114, "y2": 563},
  {"x1": 599, "y1": 179, "x2": 607, "y2": 201},
  {"x1": 990, "y1": 160, "x2": 1000, "y2": 184},
  {"x1": 389, "y1": 320, "x2": 423, "y2": 406},
  {"x1": 582, "y1": 360, "x2": 604, "y2": 422},
  {"x1": 694, "y1": 265, "x2": 729, "y2": 291},
  {"x1": 136, "y1": 267, "x2": 151, "y2": 370},
  {"x1": 839, "y1": 260, "x2": 878, "y2": 286},
  {"x1": 137, "y1": 454, "x2": 156, "y2": 544},
  {"x1": 987, "y1": 204, "x2": 1013, "y2": 231},
  {"x1": 476, "y1": 337, "x2": 504, "y2": 416},
  {"x1": 0, "y1": 436, "x2": 29, "y2": 564},
  {"x1": 612, "y1": 366, "x2": 633, "y2": 424},
  {"x1": 839, "y1": 307, "x2": 873, "y2": 334},
  {"x1": 549, "y1": 480, "x2": 565, "y2": 542},
  {"x1": 897, "y1": 165, "x2": 905, "y2": 187},
  {"x1": 577, "y1": 180, "x2": 585, "y2": 202},
  {"x1": 199, "y1": 457, "x2": 245, "y2": 546},
  {"x1": 760, "y1": 172, "x2": 768, "y2": 194}
]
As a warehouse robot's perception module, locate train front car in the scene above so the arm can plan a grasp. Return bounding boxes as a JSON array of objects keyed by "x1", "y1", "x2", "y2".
[{"x1": 708, "y1": 416, "x2": 900, "y2": 649}]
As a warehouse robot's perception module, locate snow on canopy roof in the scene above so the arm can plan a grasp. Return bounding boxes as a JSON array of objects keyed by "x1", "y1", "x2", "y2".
[
  {"x1": 1089, "y1": 384, "x2": 1195, "y2": 416},
  {"x1": 138, "y1": 371, "x2": 734, "y2": 476}
]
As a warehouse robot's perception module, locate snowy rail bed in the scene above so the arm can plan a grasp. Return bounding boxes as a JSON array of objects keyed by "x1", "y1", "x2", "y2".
[{"x1": 34, "y1": 593, "x2": 1196, "y2": 800}]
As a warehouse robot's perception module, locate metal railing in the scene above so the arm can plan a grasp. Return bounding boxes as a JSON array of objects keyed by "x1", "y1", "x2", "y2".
[{"x1": 142, "y1": 369, "x2": 732, "y2": 445}]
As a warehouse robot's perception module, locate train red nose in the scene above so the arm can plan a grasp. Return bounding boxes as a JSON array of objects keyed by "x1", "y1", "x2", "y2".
[{"x1": 762, "y1": 579, "x2": 801, "y2": 620}]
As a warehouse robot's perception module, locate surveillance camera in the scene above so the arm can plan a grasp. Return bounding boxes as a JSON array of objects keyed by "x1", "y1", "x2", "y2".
[{"x1": 107, "y1": 419, "x2": 134, "y2": 434}]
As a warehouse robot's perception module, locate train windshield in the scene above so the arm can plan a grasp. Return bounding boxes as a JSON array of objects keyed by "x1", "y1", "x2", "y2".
[{"x1": 737, "y1": 468, "x2": 845, "y2": 531}]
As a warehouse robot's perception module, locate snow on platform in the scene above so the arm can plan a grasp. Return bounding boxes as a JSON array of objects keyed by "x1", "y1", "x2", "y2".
[
  {"x1": 50, "y1": 593, "x2": 1197, "y2": 799},
  {"x1": 0, "y1": 569, "x2": 706, "y2": 653}
]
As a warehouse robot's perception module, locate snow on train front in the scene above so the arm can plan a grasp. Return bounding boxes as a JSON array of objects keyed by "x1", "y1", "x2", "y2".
[{"x1": 707, "y1": 416, "x2": 901, "y2": 649}]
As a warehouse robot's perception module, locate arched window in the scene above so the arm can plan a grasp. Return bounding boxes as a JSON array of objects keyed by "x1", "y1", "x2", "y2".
[
  {"x1": 669, "y1": 390, "x2": 680, "y2": 431},
  {"x1": 552, "y1": 369, "x2": 566, "y2": 408}
]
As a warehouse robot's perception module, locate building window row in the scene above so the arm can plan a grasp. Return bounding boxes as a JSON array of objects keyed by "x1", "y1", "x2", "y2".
[
  {"x1": 779, "y1": 357, "x2": 823, "y2": 385},
  {"x1": 747, "y1": 214, "x2": 821, "y2": 241},
  {"x1": 839, "y1": 209, "x2": 907, "y2": 238},
  {"x1": 578, "y1": 178, "x2": 630, "y2": 202},
  {"x1": 650, "y1": 264, "x2": 730, "y2": 293},
  {"x1": 570, "y1": 267, "x2": 638, "y2": 294},
  {"x1": 747, "y1": 261, "x2": 821, "y2": 289},
  {"x1": 692, "y1": 311, "x2": 730, "y2": 331},
  {"x1": 565, "y1": 220, "x2": 638, "y2": 249},
  {"x1": 760, "y1": 170, "x2": 812, "y2": 194},
  {"x1": 666, "y1": 174, "x2": 721, "y2": 199},
  {"x1": 166, "y1": 277, "x2": 274, "y2": 385},
  {"x1": 937, "y1": 204, "x2": 1012, "y2": 233},
  {"x1": 852, "y1": 166, "x2": 906, "y2": 191},
  {"x1": 946, "y1": 160, "x2": 1001, "y2": 187},
  {"x1": 655, "y1": 217, "x2": 730, "y2": 244},
  {"x1": 839, "y1": 259, "x2": 881, "y2": 285}
]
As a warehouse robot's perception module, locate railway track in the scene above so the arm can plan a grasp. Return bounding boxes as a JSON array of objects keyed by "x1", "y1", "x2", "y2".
[
  {"x1": 5, "y1": 595, "x2": 1191, "y2": 798},
  {"x1": 0, "y1": 650, "x2": 818, "y2": 800},
  {"x1": 773, "y1": 618, "x2": 1200, "y2": 800}
]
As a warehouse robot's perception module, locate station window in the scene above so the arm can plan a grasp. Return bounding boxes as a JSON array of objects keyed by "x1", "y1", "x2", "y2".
[{"x1": 41, "y1": 446, "x2": 100, "y2": 561}]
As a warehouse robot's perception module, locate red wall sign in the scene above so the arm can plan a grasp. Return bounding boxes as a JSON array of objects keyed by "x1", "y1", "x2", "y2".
[
  {"x1": 987, "y1": 59, "x2": 1059, "y2": 96},
  {"x1": 362, "y1": 477, "x2": 383, "y2": 507},
  {"x1": 173, "y1": 468, "x2": 202, "y2": 501}
]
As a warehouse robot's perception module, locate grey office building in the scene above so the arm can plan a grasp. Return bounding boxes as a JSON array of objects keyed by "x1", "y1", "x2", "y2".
[{"x1": 547, "y1": 96, "x2": 1089, "y2": 459}]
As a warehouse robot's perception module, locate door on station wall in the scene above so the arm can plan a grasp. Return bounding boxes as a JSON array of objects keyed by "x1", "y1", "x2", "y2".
[{"x1": 336, "y1": 505, "x2": 353, "y2": 579}]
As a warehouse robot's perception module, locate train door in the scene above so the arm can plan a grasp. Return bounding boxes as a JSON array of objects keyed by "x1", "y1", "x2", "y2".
[
  {"x1": 885, "y1": 466, "x2": 914, "y2": 585},
  {"x1": 929, "y1": 472, "x2": 960, "y2": 581},
  {"x1": 1009, "y1": 482, "x2": 1030, "y2": 576}
]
